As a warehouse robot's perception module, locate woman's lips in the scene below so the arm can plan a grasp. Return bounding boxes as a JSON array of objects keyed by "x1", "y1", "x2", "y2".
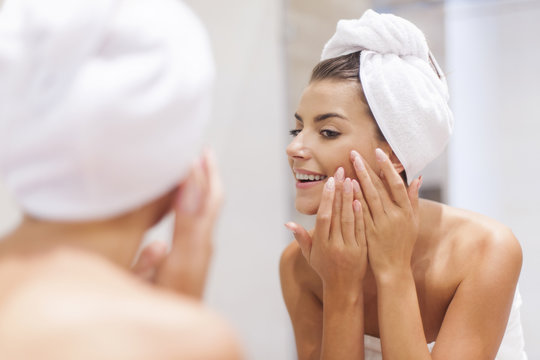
[
  {"x1": 296, "y1": 178, "x2": 326, "y2": 189},
  {"x1": 293, "y1": 169, "x2": 328, "y2": 190}
]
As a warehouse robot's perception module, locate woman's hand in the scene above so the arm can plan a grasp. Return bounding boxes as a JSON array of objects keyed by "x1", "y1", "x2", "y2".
[
  {"x1": 133, "y1": 149, "x2": 224, "y2": 299},
  {"x1": 350, "y1": 149, "x2": 422, "y2": 280},
  {"x1": 286, "y1": 167, "x2": 368, "y2": 291}
]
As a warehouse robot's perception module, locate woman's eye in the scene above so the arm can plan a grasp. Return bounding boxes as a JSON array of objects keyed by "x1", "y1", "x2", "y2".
[
  {"x1": 321, "y1": 129, "x2": 340, "y2": 138},
  {"x1": 289, "y1": 129, "x2": 302, "y2": 137}
]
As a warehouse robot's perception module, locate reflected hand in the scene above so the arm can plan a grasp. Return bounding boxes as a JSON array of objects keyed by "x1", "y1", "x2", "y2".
[
  {"x1": 350, "y1": 149, "x2": 421, "y2": 280},
  {"x1": 286, "y1": 168, "x2": 367, "y2": 291}
]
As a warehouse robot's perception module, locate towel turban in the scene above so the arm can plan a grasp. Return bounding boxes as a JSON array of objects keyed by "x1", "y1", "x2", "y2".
[
  {"x1": 0, "y1": 0, "x2": 214, "y2": 220},
  {"x1": 321, "y1": 9, "x2": 453, "y2": 183}
]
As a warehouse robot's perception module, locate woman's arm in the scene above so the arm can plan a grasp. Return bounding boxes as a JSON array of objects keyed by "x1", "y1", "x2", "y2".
[
  {"x1": 280, "y1": 242, "x2": 323, "y2": 360},
  {"x1": 351, "y1": 149, "x2": 428, "y2": 359},
  {"x1": 351, "y1": 148, "x2": 522, "y2": 359},
  {"x1": 430, "y1": 228, "x2": 522, "y2": 359},
  {"x1": 284, "y1": 170, "x2": 367, "y2": 360},
  {"x1": 376, "y1": 229, "x2": 521, "y2": 360}
]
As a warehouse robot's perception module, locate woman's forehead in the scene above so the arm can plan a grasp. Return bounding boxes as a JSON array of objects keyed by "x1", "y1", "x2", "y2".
[{"x1": 296, "y1": 80, "x2": 371, "y2": 122}]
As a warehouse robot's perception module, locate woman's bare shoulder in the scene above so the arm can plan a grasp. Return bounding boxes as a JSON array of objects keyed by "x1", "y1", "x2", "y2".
[
  {"x1": 428, "y1": 201, "x2": 522, "y2": 271},
  {"x1": 0, "y1": 248, "x2": 242, "y2": 360}
]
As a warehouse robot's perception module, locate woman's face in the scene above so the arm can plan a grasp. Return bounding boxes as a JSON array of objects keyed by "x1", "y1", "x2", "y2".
[{"x1": 287, "y1": 79, "x2": 390, "y2": 215}]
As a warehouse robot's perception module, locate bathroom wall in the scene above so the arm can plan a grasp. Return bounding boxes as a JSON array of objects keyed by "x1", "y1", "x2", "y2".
[{"x1": 446, "y1": 0, "x2": 540, "y2": 357}]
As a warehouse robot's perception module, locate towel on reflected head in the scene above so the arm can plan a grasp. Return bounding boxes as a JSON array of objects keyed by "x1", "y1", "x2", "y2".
[
  {"x1": 321, "y1": 9, "x2": 453, "y2": 184},
  {"x1": 0, "y1": 0, "x2": 214, "y2": 220}
]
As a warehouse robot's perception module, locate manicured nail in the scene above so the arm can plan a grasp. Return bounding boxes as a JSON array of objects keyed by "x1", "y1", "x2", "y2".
[
  {"x1": 284, "y1": 222, "x2": 296, "y2": 234},
  {"x1": 352, "y1": 179, "x2": 360, "y2": 193},
  {"x1": 343, "y1": 178, "x2": 352, "y2": 193},
  {"x1": 325, "y1": 177, "x2": 335, "y2": 191},
  {"x1": 418, "y1": 176, "x2": 423, "y2": 190},
  {"x1": 335, "y1": 167, "x2": 344, "y2": 181},
  {"x1": 353, "y1": 200, "x2": 362, "y2": 212},
  {"x1": 354, "y1": 156, "x2": 365, "y2": 172},
  {"x1": 375, "y1": 148, "x2": 388, "y2": 162},
  {"x1": 350, "y1": 150, "x2": 360, "y2": 161}
]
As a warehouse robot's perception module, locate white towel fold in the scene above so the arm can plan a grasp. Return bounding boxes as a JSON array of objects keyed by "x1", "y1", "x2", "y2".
[
  {"x1": 321, "y1": 9, "x2": 453, "y2": 183},
  {"x1": 0, "y1": 0, "x2": 214, "y2": 220}
]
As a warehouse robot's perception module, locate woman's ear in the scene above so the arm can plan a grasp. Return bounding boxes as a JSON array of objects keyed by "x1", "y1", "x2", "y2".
[{"x1": 389, "y1": 152, "x2": 405, "y2": 175}]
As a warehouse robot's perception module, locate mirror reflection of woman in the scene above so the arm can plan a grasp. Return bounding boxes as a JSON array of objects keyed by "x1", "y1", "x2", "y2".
[{"x1": 280, "y1": 10, "x2": 526, "y2": 360}]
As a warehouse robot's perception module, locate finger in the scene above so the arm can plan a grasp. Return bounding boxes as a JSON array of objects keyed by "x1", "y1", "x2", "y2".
[
  {"x1": 352, "y1": 150, "x2": 394, "y2": 210},
  {"x1": 202, "y1": 148, "x2": 224, "y2": 216},
  {"x1": 132, "y1": 241, "x2": 169, "y2": 281},
  {"x1": 408, "y1": 176, "x2": 422, "y2": 216},
  {"x1": 350, "y1": 150, "x2": 393, "y2": 208},
  {"x1": 341, "y1": 178, "x2": 355, "y2": 245},
  {"x1": 285, "y1": 222, "x2": 312, "y2": 262},
  {"x1": 375, "y1": 148, "x2": 409, "y2": 208},
  {"x1": 353, "y1": 200, "x2": 366, "y2": 248},
  {"x1": 353, "y1": 179, "x2": 374, "y2": 230},
  {"x1": 330, "y1": 167, "x2": 345, "y2": 242},
  {"x1": 175, "y1": 162, "x2": 204, "y2": 217},
  {"x1": 315, "y1": 177, "x2": 336, "y2": 243},
  {"x1": 350, "y1": 151, "x2": 385, "y2": 218}
]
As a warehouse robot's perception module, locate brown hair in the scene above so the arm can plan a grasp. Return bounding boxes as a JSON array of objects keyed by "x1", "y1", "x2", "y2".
[{"x1": 310, "y1": 51, "x2": 385, "y2": 142}]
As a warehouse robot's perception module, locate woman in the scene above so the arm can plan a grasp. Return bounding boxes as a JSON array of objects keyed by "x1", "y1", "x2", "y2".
[
  {"x1": 280, "y1": 10, "x2": 526, "y2": 360},
  {"x1": 0, "y1": 0, "x2": 242, "y2": 358}
]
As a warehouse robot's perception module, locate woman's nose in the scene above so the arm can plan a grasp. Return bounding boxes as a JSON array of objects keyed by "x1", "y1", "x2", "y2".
[{"x1": 286, "y1": 133, "x2": 311, "y2": 160}]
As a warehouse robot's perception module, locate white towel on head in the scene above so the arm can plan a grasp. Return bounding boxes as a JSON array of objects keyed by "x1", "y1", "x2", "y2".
[
  {"x1": 0, "y1": 0, "x2": 214, "y2": 220},
  {"x1": 321, "y1": 9, "x2": 453, "y2": 183}
]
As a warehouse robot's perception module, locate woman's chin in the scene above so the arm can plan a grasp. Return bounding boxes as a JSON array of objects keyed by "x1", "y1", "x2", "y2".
[{"x1": 294, "y1": 198, "x2": 319, "y2": 215}]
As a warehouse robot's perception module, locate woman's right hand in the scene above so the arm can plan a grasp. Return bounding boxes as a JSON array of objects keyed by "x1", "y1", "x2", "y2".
[
  {"x1": 285, "y1": 167, "x2": 368, "y2": 291},
  {"x1": 133, "y1": 149, "x2": 224, "y2": 299}
]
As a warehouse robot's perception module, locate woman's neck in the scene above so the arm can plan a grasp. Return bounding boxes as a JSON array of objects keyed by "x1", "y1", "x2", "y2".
[{"x1": 0, "y1": 215, "x2": 151, "y2": 268}]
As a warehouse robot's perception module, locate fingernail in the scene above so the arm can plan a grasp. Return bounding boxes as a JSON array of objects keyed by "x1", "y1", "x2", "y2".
[
  {"x1": 351, "y1": 150, "x2": 360, "y2": 160},
  {"x1": 325, "y1": 177, "x2": 335, "y2": 191},
  {"x1": 375, "y1": 148, "x2": 388, "y2": 162},
  {"x1": 354, "y1": 156, "x2": 365, "y2": 172},
  {"x1": 352, "y1": 179, "x2": 360, "y2": 193},
  {"x1": 343, "y1": 178, "x2": 352, "y2": 193},
  {"x1": 284, "y1": 222, "x2": 296, "y2": 234},
  {"x1": 418, "y1": 176, "x2": 423, "y2": 190},
  {"x1": 335, "y1": 167, "x2": 344, "y2": 181},
  {"x1": 178, "y1": 177, "x2": 202, "y2": 214},
  {"x1": 353, "y1": 200, "x2": 362, "y2": 212}
]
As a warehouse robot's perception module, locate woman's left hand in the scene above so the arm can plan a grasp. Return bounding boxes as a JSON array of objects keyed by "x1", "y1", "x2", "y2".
[{"x1": 350, "y1": 149, "x2": 422, "y2": 280}]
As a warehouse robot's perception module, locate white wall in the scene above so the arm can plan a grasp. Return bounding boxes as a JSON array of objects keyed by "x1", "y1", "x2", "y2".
[
  {"x1": 446, "y1": 0, "x2": 540, "y2": 357},
  {"x1": 180, "y1": 1, "x2": 293, "y2": 359}
]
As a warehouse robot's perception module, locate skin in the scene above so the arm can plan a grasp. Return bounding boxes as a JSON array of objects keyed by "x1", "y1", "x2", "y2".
[
  {"x1": 0, "y1": 150, "x2": 244, "y2": 360},
  {"x1": 280, "y1": 79, "x2": 523, "y2": 360}
]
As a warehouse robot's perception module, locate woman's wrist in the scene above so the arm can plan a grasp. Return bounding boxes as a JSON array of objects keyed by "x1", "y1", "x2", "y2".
[
  {"x1": 374, "y1": 266, "x2": 414, "y2": 288},
  {"x1": 323, "y1": 279, "x2": 364, "y2": 304}
]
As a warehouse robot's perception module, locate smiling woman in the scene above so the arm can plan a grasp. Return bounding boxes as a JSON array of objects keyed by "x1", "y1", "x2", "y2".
[
  {"x1": 287, "y1": 78, "x2": 386, "y2": 215},
  {"x1": 280, "y1": 9, "x2": 526, "y2": 360}
]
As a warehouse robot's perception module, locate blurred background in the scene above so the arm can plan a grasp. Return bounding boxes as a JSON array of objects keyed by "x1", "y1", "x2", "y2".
[{"x1": 0, "y1": 0, "x2": 538, "y2": 359}]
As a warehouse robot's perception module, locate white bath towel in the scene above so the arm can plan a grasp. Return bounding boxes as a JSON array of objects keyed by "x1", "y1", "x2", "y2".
[
  {"x1": 0, "y1": 0, "x2": 214, "y2": 220},
  {"x1": 363, "y1": 289, "x2": 527, "y2": 359},
  {"x1": 321, "y1": 9, "x2": 453, "y2": 183}
]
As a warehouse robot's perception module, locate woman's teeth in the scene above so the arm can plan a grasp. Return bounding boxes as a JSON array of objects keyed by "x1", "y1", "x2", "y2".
[{"x1": 295, "y1": 173, "x2": 327, "y2": 181}]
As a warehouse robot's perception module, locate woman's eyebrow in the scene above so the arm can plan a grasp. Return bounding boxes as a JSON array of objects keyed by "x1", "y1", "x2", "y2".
[
  {"x1": 315, "y1": 113, "x2": 348, "y2": 122},
  {"x1": 294, "y1": 112, "x2": 348, "y2": 123}
]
